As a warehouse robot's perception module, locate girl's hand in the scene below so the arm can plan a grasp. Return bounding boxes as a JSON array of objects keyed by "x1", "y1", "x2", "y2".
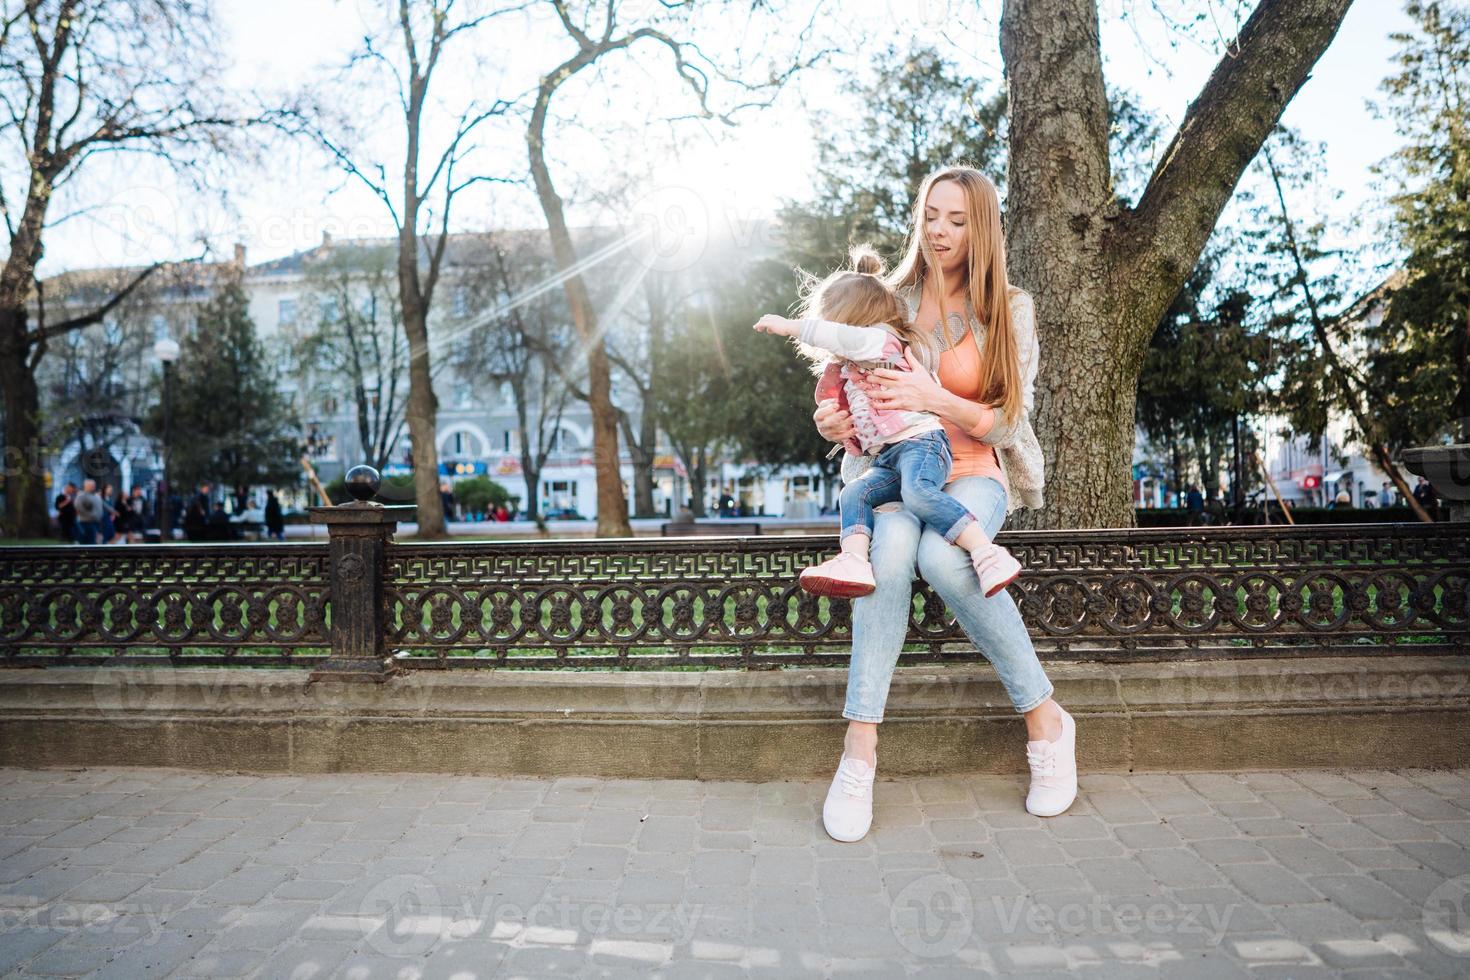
[
  {"x1": 869, "y1": 349, "x2": 942, "y2": 413},
  {"x1": 753, "y1": 314, "x2": 798, "y2": 337},
  {"x1": 814, "y1": 398, "x2": 854, "y2": 443}
]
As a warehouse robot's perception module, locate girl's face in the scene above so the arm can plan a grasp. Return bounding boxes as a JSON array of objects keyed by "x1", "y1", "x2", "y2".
[{"x1": 924, "y1": 179, "x2": 970, "y2": 281}]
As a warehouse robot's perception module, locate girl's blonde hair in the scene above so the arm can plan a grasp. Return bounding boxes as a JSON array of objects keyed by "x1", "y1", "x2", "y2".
[
  {"x1": 888, "y1": 166, "x2": 1024, "y2": 424},
  {"x1": 795, "y1": 244, "x2": 928, "y2": 372}
]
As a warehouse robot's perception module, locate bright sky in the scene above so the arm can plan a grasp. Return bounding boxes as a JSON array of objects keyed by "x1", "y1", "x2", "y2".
[{"x1": 34, "y1": 0, "x2": 1414, "y2": 282}]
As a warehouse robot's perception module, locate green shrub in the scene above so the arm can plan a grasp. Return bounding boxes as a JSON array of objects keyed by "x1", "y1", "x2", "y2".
[{"x1": 454, "y1": 476, "x2": 512, "y2": 516}]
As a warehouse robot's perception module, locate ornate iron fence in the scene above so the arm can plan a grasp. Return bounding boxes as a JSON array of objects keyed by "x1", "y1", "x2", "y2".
[
  {"x1": 0, "y1": 545, "x2": 331, "y2": 667},
  {"x1": 2, "y1": 502, "x2": 1466, "y2": 672}
]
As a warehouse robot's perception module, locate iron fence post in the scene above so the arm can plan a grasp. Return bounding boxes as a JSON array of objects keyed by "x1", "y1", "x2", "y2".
[{"x1": 308, "y1": 466, "x2": 412, "y2": 682}]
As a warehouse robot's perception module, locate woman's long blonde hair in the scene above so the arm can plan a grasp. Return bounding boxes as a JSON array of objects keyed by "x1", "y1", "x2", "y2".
[
  {"x1": 888, "y1": 166, "x2": 1024, "y2": 424},
  {"x1": 795, "y1": 244, "x2": 928, "y2": 372}
]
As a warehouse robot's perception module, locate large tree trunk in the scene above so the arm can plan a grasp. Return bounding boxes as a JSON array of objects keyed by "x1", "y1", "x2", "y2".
[
  {"x1": 527, "y1": 124, "x2": 631, "y2": 537},
  {"x1": 0, "y1": 307, "x2": 49, "y2": 538},
  {"x1": 1000, "y1": 0, "x2": 1354, "y2": 528}
]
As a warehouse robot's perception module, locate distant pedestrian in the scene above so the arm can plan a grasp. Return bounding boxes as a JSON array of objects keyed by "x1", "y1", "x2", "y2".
[
  {"x1": 264, "y1": 491, "x2": 285, "y2": 541},
  {"x1": 1185, "y1": 485, "x2": 1205, "y2": 526},
  {"x1": 125, "y1": 487, "x2": 148, "y2": 543},
  {"x1": 54, "y1": 482, "x2": 78, "y2": 543},
  {"x1": 440, "y1": 482, "x2": 458, "y2": 522},
  {"x1": 73, "y1": 479, "x2": 103, "y2": 545},
  {"x1": 183, "y1": 482, "x2": 211, "y2": 541},
  {"x1": 1413, "y1": 476, "x2": 1438, "y2": 517},
  {"x1": 100, "y1": 483, "x2": 121, "y2": 544}
]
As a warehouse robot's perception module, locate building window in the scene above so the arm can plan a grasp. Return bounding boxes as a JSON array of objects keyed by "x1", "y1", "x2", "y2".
[
  {"x1": 452, "y1": 287, "x2": 468, "y2": 318},
  {"x1": 278, "y1": 297, "x2": 298, "y2": 325},
  {"x1": 151, "y1": 315, "x2": 168, "y2": 341},
  {"x1": 320, "y1": 296, "x2": 339, "y2": 323}
]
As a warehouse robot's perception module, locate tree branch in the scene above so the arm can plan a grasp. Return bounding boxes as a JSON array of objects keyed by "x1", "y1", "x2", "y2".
[
  {"x1": 26, "y1": 256, "x2": 191, "y2": 345},
  {"x1": 1117, "y1": 0, "x2": 1354, "y2": 336}
]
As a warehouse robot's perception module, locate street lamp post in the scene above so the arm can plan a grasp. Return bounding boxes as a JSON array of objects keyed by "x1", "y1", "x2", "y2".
[{"x1": 153, "y1": 337, "x2": 180, "y2": 542}]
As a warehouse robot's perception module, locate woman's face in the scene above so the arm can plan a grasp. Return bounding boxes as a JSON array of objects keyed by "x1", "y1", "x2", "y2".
[{"x1": 924, "y1": 179, "x2": 970, "y2": 280}]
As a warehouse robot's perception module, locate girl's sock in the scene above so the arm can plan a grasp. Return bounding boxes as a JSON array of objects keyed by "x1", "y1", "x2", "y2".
[
  {"x1": 841, "y1": 532, "x2": 871, "y2": 562},
  {"x1": 953, "y1": 523, "x2": 993, "y2": 558}
]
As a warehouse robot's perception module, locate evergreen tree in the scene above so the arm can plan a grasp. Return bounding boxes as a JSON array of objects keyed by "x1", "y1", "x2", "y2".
[
  {"x1": 1137, "y1": 256, "x2": 1272, "y2": 503},
  {"x1": 1369, "y1": 0, "x2": 1470, "y2": 445},
  {"x1": 146, "y1": 277, "x2": 301, "y2": 500},
  {"x1": 777, "y1": 44, "x2": 1007, "y2": 274}
]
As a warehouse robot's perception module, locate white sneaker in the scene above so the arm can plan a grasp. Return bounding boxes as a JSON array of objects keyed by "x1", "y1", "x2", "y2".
[
  {"x1": 1025, "y1": 706, "x2": 1078, "y2": 817},
  {"x1": 822, "y1": 754, "x2": 876, "y2": 842}
]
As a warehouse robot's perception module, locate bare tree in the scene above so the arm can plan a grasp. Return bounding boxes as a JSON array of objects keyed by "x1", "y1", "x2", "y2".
[
  {"x1": 1000, "y1": 0, "x2": 1356, "y2": 527},
  {"x1": 297, "y1": 244, "x2": 409, "y2": 472},
  {"x1": 448, "y1": 233, "x2": 576, "y2": 524},
  {"x1": 0, "y1": 0, "x2": 273, "y2": 537},
  {"x1": 527, "y1": 0, "x2": 818, "y2": 536},
  {"x1": 314, "y1": 0, "x2": 518, "y2": 538}
]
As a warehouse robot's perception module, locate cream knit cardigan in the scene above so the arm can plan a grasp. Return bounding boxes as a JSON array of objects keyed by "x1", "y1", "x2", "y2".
[{"x1": 837, "y1": 285, "x2": 1046, "y2": 515}]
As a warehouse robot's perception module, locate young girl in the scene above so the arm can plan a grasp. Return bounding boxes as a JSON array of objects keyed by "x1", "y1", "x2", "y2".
[{"x1": 753, "y1": 246, "x2": 1021, "y2": 599}]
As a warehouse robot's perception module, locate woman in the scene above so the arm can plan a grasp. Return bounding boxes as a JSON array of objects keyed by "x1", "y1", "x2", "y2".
[{"x1": 813, "y1": 166, "x2": 1078, "y2": 842}]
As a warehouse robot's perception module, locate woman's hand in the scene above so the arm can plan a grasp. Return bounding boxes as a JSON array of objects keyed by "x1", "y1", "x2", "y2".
[
  {"x1": 814, "y1": 398, "x2": 854, "y2": 443},
  {"x1": 868, "y1": 349, "x2": 942, "y2": 414},
  {"x1": 753, "y1": 314, "x2": 799, "y2": 337}
]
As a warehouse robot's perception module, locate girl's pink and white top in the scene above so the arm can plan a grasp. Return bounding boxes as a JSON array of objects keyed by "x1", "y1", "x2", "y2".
[{"x1": 797, "y1": 318, "x2": 944, "y2": 456}]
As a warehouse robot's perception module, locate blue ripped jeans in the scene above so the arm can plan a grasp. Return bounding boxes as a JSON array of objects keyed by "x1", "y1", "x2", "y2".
[
  {"x1": 840, "y1": 430, "x2": 975, "y2": 545},
  {"x1": 844, "y1": 475, "x2": 1054, "y2": 722}
]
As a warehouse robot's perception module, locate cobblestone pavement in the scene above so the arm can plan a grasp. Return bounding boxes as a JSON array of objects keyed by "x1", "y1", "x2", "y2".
[{"x1": 2, "y1": 767, "x2": 1470, "y2": 978}]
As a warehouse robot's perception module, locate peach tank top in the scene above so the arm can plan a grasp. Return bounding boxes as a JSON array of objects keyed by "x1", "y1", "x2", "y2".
[{"x1": 935, "y1": 331, "x2": 1007, "y2": 492}]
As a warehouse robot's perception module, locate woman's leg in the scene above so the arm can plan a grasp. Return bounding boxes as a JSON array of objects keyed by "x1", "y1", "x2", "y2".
[
  {"x1": 840, "y1": 500, "x2": 923, "y2": 762},
  {"x1": 825, "y1": 500, "x2": 923, "y2": 841},
  {"x1": 915, "y1": 477, "x2": 1062, "y2": 738},
  {"x1": 915, "y1": 476, "x2": 1076, "y2": 815}
]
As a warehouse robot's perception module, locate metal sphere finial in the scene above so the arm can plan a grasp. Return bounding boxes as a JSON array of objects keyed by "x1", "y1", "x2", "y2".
[{"x1": 344, "y1": 464, "x2": 381, "y2": 502}]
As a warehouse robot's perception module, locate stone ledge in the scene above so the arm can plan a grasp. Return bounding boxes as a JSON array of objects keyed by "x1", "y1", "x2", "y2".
[{"x1": 0, "y1": 655, "x2": 1466, "y2": 778}]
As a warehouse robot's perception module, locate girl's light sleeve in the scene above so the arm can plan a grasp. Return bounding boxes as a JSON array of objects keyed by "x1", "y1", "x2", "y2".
[{"x1": 796, "y1": 318, "x2": 893, "y2": 362}]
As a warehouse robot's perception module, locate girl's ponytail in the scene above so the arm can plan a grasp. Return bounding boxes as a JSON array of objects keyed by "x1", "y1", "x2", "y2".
[{"x1": 849, "y1": 244, "x2": 885, "y2": 277}]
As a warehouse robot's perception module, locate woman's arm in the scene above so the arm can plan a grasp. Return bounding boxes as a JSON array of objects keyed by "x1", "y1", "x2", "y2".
[{"x1": 866, "y1": 350, "x2": 993, "y2": 433}]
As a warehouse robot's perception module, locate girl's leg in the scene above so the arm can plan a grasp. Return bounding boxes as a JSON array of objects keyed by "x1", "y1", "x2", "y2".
[{"x1": 838, "y1": 465, "x2": 902, "y2": 561}]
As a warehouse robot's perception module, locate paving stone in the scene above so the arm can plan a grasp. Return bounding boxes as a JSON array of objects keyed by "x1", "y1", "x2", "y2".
[
  {"x1": 1254, "y1": 835, "x2": 1357, "y2": 876},
  {"x1": 1219, "y1": 863, "x2": 1322, "y2": 905},
  {"x1": 1305, "y1": 873, "x2": 1418, "y2": 919}
]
